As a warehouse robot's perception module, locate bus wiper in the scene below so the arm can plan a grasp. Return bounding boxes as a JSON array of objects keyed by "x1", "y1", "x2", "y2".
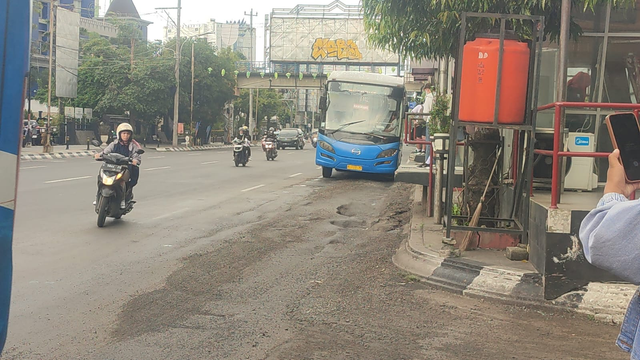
[
  {"x1": 327, "y1": 120, "x2": 365, "y2": 134},
  {"x1": 363, "y1": 132, "x2": 385, "y2": 139}
]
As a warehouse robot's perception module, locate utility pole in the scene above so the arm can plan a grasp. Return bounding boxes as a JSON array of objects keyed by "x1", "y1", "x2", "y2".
[
  {"x1": 244, "y1": 9, "x2": 258, "y2": 140},
  {"x1": 190, "y1": 41, "x2": 195, "y2": 145},
  {"x1": 47, "y1": 0, "x2": 56, "y2": 128},
  {"x1": 172, "y1": 0, "x2": 182, "y2": 147}
]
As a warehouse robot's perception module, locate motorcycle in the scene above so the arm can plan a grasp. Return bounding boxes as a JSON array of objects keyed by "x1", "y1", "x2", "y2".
[
  {"x1": 233, "y1": 138, "x2": 250, "y2": 167},
  {"x1": 94, "y1": 149, "x2": 144, "y2": 227},
  {"x1": 262, "y1": 137, "x2": 278, "y2": 161}
]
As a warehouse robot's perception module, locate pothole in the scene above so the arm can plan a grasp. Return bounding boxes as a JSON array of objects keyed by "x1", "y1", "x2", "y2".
[{"x1": 330, "y1": 219, "x2": 367, "y2": 229}]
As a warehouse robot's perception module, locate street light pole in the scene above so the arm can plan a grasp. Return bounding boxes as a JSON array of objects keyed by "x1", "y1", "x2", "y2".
[
  {"x1": 190, "y1": 41, "x2": 195, "y2": 146},
  {"x1": 172, "y1": 0, "x2": 182, "y2": 147}
]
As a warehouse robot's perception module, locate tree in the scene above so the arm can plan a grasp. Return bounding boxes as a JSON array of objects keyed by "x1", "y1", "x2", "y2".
[
  {"x1": 363, "y1": 0, "x2": 635, "y2": 60},
  {"x1": 34, "y1": 31, "x2": 238, "y2": 143},
  {"x1": 234, "y1": 89, "x2": 290, "y2": 130}
]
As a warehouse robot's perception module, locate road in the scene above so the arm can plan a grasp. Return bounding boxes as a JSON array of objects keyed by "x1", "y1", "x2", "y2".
[{"x1": 2, "y1": 145, "x2": 627, "y2": 359}]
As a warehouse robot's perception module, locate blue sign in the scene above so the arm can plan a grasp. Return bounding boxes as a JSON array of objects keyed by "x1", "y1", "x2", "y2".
[{"x1": 575, "y1": 136, "x2": 590, "y2": 146}]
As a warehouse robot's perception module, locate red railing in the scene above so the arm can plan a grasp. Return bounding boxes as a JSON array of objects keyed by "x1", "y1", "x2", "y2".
[{"x1": 534, "y1": 102, "x2": 640, "y2": 209}]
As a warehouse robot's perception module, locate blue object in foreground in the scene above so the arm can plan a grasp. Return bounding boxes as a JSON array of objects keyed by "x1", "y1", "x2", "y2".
[{"x1": 0, "y1": 0, "x2": 31, "y2": 353}]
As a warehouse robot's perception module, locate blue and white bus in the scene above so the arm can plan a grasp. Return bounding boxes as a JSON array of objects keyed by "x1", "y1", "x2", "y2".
[
  {"x1": 315, "y1": 71, "x2": 405, "y2": 179},
  {"x1": 0, "y1": 0, "x2": 31, "y2": 353}
]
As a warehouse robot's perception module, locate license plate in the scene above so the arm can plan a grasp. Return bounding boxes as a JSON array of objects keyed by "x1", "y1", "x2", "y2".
[{"x1": 347, "y1": 165, "x2": 362, "y2": 171}]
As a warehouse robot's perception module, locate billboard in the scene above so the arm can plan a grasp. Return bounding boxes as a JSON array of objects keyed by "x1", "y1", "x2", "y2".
[
  {"x1": 55, "y1": 8, "x2": 79, "y2": 98},
  {"x1": 269, "y1": 17, "x2": 397, "y2": 64}
]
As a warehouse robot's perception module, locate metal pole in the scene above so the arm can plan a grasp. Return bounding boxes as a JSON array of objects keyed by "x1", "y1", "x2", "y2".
[
  {"x1": 249, "y1": 89, "x2": 253, "y2": 131},
  {"x1": 190, "y1": 41, "x2": 195, "y2": 146},
  {"x1": 555, "y1": 0, "x2": 571, "y2": 201},
  {"x1": 47, "y1": 0, "x2": 55, "y2": 128},
  {"x1": 172, "y1": 0, "x2": 181, "y2": 147},
  {"x1": 435, "y1": 154, "x2": 443, "y2": 224}
]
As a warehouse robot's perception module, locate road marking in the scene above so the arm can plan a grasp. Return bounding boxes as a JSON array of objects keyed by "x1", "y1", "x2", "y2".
[
  {"x1": 241, "y1": 184, "x2": 265, "y2": 192},
  {"x1": 316, "y1": 166, "x2": 321, "y2": 170},
  {"x1": 201, "y1": 161, "x2": 218, "y2": 165},
  {"x1": 20, "y1": 165, "x2": 46, "y2": 170},
  {"x1": 145, "y1": 166, "x2": 171, "y2": 171},
  {"x1": 44, "y1": 175, "x2": 92, "y2": 184},
  {"x1": 152, "y1": 208, "x2": 189, "y2": 221},
  {"x1": 187, "y1": 153, "x2": 201, "y2": 156},
  {"x1": 289, "y1": 172, "x2": 302, "y2": 178},
  {"x1": 148, "y1": 156, "x2": 165, "y2": 159}
]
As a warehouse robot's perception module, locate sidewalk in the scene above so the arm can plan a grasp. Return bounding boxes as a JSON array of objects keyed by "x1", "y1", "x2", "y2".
[
  {"x1": 19, "y1": 143, "x2": 233, "y2": 160},
  {"x1": 20, "y1": 144, "x2": 99, "y2": 161},
  {"x1": 394, "y1": 185, "x2": 636, "y2": 323},
  {"x1": 155, "y1": 143, "x2": 232, "y2": 152}
]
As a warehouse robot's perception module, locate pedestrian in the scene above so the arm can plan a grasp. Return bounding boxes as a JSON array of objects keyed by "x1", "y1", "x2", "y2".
[
  {"x1": 580, "y1": 149, "x2": 640, "y2": 358},
  {"x1": 421, "y1": 87, "x2": 435, "y2": 166},
  {"x1": 411, "y1": 102, "x2": 424, "y2": 153}
]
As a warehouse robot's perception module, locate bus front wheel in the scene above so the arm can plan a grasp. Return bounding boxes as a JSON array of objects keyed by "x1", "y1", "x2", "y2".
[{"x1": 322, "y1": 166, "x2": 332, "y2": 178}]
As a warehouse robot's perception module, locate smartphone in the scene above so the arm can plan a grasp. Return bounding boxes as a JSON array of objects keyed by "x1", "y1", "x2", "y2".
[{"x1": 606, "y1": 112, "x2": 640, "y2": 183}]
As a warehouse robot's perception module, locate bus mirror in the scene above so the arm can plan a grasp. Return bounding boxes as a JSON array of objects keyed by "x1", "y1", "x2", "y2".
[{"x1": 319, "y1": 95, "x2": 327, "y2": 110}]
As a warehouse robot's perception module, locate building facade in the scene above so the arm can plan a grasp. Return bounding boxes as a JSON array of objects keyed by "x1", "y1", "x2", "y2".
[{"x1": 164, "y1": 19, "x2": 256, "y2": 61}]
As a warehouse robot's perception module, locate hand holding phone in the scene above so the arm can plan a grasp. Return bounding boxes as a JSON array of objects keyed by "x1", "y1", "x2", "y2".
[{"x1": 606, "y1": 112, "x2": 640, "y2": 183}]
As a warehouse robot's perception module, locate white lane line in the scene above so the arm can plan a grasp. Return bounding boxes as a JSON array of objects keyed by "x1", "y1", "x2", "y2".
[
  {"x1": 152, "y1": 208, "x2": 190, "y2": 221},
  {"x1": 316, "y1": 166, "x2": 321, "y2": 170},
  {"x1": 44, "y1": 175, "x2": 92, "y2": 184},
  {"x1": 201, "y1": 161, "x2": 218, "y2": 165},
  {"x1": 241, "y1": 184, "x2": 265, "y2": 192},
  {"x1": 148, "y1": 156, "x2": 165, "y2": 159},
  {"x1": 289, "y1": 172, "x2": 303, "y2": 178},
  {"x1": 187, "y1": 153, "x2": 202, "y2": 156},
  {"x1": 145, "y1": 166, "x2": 171, "y2": 171},
  {"x1": 21, "y1": 165, "x2": 46, "y2": 170}
]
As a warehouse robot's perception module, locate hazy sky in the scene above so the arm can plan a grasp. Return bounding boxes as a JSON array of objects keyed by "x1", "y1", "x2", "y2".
[{"x1": 101, "y1": 0, "x2": 362, "y2": 61}]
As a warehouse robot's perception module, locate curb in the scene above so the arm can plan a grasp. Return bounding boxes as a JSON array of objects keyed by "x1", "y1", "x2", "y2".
[
  {"x1": 20, "y1": 150, "x2": 98, "y2": 161},
  {"x1": 393, "y1": 185, "x2": 636, "y2": 323},
  {"x1": 155, "y1": 144, "x2": 232, "y2": 152}
]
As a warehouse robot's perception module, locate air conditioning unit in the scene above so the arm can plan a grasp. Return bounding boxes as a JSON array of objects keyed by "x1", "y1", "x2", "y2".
[
  {"x1": 565, "y1": 133, "x2": 598, "y2": 191},
  {"x1": 533, "y1": 131, "x2": 598, "y2": 191}
]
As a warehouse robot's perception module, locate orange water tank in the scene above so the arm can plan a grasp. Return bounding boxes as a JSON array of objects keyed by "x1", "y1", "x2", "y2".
[{"x1": 458, "y1": 37, "x2": 530, "y2": 124}]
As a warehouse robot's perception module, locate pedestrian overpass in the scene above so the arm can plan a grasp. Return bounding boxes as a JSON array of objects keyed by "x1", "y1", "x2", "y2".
[{"x1": 236, "y1": 72, "x2": 328, "y2": 90}]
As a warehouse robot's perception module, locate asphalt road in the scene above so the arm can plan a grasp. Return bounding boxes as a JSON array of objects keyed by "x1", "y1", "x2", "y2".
[
  {"x1": 2, "y1": 144, "x2": 627, "y2": 359},
  {"x1": 7, "y1": 145, "x2": 325, "y2": 358}
]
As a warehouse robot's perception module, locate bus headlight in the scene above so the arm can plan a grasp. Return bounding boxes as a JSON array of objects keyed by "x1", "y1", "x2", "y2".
[
  {"x1": 319, "y1": 141, "x2": 335, "y2": 154},
  {"x1": 376, "y1": 149, "x2": 398, "y2": 158}
]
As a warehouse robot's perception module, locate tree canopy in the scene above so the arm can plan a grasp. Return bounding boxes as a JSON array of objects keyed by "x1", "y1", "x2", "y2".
[
  {"x1": 363, "y1": 0, "x2": 636, "y2": 60},
  {"x1": 36, "y1": 29, "x2": 239, "y2": 134}
]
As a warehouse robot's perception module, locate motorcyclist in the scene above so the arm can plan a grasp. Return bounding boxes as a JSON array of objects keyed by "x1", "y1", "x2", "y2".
[
  {"x1": 234, "y1": 126, "x2": 251, "y2": 160},
  {"x1": 93, "y1": 123, "x2": 142, "y2": 208},
  {"x1": 264, "y1": 127, "x2": 277, "y2": 142}
]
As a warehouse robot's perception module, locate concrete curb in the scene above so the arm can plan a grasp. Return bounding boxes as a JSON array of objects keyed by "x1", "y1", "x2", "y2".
[
  {"x1": 155, "y1": 144, "x2": 232, "y2": 152},
  {"x1": 20, "y1": 150, "x2": 98, "y2": 161},
  {"x1": 393, "y1": 185, "x2": 635, "y2": 323}
]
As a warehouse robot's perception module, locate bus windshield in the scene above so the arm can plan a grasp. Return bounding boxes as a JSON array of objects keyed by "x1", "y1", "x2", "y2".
[{"x1": 324, "y1": 81, "x2": 403, "y2": 140}]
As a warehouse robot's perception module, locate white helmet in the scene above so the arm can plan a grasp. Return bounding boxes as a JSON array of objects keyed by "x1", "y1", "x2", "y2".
[{"x1": 117, "y1": 123, "x2": 133, "y2": 139}]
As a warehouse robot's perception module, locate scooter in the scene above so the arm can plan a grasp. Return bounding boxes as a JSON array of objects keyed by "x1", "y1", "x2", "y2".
[
  {"x1": 233, "y1": 139, "x2": 250, "y2": 167},
  {"x1": 262, "y1": 137, "x2": 278, "y2": 161},
  {"x1": 94, "y1": 149, "x2": 144, "y2": 227}
]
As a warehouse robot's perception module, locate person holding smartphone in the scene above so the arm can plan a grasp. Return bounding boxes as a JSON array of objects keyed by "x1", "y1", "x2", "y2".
[{"x1": 580, "y1": 130, "x2": 640, "y2": 357}]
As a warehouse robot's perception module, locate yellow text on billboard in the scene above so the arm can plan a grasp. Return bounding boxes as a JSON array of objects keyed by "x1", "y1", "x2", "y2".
[{"x1": 311, "y1": 38, "x2": 362, "y2": 60}]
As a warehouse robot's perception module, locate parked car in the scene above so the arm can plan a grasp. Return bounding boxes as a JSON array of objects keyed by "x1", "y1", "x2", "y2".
[{"x1": 277, "y1": 128, "x2": 305, "y2": 150}]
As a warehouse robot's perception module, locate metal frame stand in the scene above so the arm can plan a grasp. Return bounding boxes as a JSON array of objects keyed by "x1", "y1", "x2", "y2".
[{"x1": 444, "y1": 12, "x2": 544, "y2": 246}]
